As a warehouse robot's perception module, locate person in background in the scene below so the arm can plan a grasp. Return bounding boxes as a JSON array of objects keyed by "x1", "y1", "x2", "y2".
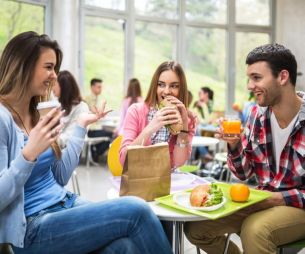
[
  {"x1": 232, "y1": 91, "x2": 256, "y2": 125},
  {"x1": 185, "y1": 43, "x2": 305, "y2": 254},
  {"x1": 116, "y1": 78, "x2": 143, "y2": 135},
  {"x1": 52, "y1": 70, "x2": 89, "y2": 148},
  {"x1": 193, "y1": 86, "x2": 214, "y2": 124},
  {"x1": 84, "y1": 78, "x2": 103, "y2": 112},
  {"x1": 119, "y1": 61, "x2": 197, "y2": 244},
  {"x1": 193, "y1": 87, "x2": 215, "y2": 163},
  {"x1": 84, "y1": 78, "x2": 113, "y2": 163},
  {"x1": 0, "y1": 31, "x2": 173, "y2": 254}
]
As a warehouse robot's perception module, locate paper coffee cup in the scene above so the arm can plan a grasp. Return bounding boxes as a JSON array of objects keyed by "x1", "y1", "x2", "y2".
[{"x1": 37, "y1": 100, "x2": 61, "y2": 117}]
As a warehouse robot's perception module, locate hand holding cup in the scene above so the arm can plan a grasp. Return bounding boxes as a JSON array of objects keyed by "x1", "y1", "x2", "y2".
[
  {"x1": 215, "y1": 115, "x2": 243, "y2": 150},
  {"x1": 22, "y1": 105, "x2": 64, "y2": 161}
]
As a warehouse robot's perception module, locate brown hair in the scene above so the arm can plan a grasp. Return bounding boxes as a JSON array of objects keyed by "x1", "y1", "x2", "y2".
[
  {"x1": 246, "y1": 43, "x2": 297, "y2": 86},
  {"x1": 57, "y1": 70, "x2": 82, "y2": 115},
  {"x1": 0, "y1": 31, "x2": 63, "y2": 158},
  {"x1": 145, "y1": 61, "x2": 188, "y2": 107},
  {"x1": 126, "y1": 78, "x2": 142, "y2": 105}
]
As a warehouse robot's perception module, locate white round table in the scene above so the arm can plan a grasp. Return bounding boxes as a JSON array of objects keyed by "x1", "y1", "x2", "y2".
[
  {"x1": 191, "y1": 136, "x2": 219, "y2": 148},
  {"x1": 190, "y1": 136, "x2": 220, "y2": 168},
  {"x1": 107, "y1": 188, "x2": 206, "y2": 254}
]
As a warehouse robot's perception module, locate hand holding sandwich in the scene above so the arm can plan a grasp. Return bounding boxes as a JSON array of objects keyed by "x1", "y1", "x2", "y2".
[
  {"x1": 164, "y1": 95, "x2": 189, "y2": 131},
  {"x1": 146, "y1": 105, "x2": 181, "y2": 135}
]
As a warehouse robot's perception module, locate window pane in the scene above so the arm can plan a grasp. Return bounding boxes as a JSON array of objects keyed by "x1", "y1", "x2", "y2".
[
  {"x1": 135, "y1": 21, "x2": 177, "y2": 95},
  {"x1": 185, "y1": 28, "x2": 226, "y2": 110},
  {"x1": 0, "y1": 1, "x2": 44, "y2": 53},
  {"x1": 185, "y1": 0, "x2": 227, "y2": 24},
  {"x1": 235, "y1": 32, "x2": 270, "y2": 105},
  {"x1": 134, "y1": 0, "x2": 178, "y2": 19},
  {"x1": 85, "y1": 0, "x2": 125, "y2": 10},
  {"x1": 84, "y1": 17, "x2": 124, "y2": 109},
  {"x1": 236, "y1": 0, "x2": 270, "y2": 25}
]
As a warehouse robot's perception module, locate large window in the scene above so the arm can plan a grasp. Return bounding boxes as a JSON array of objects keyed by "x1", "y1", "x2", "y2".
[
  {"x1": 235, "y1": 32, "x2": 270, "y2": 105},
  {"x1": 0, "y1": 0, "x2": 44, "y2": 54},
  {"x1": 236, "y1": 0, "x2": 270, "y2": 26},
  {"x1": 185, "y1": 28, "x2": 226, "y2": 110},
  {"x1": 134, "y1": 21, "x2": 177, "y2": 95},
  {"x1": 84, "y1": 16, "x2": 124, "y2": 109},
  {"x1": 185, "y1": 0, "x2": 227, "y2": 24},
  {"x1": 84, "y1": 0, "x2": 125, "y2": 11},
  {"x1": 134, "y1": 0, "x2": 178, "y2": 19},
  {"x1": 82, "y1": 0, "x2": 274, "y2": 111}
]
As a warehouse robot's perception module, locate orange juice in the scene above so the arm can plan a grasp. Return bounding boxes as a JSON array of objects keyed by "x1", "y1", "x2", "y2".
[{"x1": 222, "y1": 119, "x2": 241, "y2": 138}]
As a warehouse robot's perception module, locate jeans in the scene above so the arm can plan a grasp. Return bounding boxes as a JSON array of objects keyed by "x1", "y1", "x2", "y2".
[{"x1": 13, "y1": 193, "x2": 172, "y2": 254}]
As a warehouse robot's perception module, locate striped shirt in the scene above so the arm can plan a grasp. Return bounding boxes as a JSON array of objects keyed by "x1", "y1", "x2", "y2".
[{"x1": 228, "y1": 92, "x2": 305, "y2": 208}]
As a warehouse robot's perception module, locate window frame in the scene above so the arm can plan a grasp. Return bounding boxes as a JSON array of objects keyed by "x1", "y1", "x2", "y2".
[
  {"x1": 15, "y1": 0, "x2": 50, "y2": 33},
  {"x1": 80, "y1": 0, "x2": 275, "y2": 111}
]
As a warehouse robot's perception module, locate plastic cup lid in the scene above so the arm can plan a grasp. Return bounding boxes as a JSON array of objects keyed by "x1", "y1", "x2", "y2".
[{"x1": 37, "y1": 100, "x2": 61, "y2": 110}]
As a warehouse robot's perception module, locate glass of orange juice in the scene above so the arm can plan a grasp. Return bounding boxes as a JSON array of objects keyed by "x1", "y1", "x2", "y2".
[{"x1": 222, "y1": 115, "x2": 241, "y2": 138}]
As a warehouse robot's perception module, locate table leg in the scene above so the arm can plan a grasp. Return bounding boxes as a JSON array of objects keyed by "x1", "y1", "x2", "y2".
[{"x1": 173, "y1": 221, "x2": 184, "y2": 254}]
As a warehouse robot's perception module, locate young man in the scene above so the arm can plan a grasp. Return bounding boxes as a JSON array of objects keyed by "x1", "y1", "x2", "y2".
[
  {"x1": 185, "y1": 44, "x2": 305, "y2": 254},
  {"x1": 85, "y1": 78, "x2": 113, "y2": 163},
  {"x1": 85, "y1": 78, "x2": 103, "y2": 111}
]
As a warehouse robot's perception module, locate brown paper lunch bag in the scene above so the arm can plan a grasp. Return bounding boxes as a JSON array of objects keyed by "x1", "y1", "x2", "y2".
[{"x1": 119, "y1": 142, "x2": 171, "y2": 201}]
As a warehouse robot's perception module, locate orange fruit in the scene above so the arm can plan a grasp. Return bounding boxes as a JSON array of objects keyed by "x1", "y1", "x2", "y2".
[
  {"x1": 232, "y1": 103, "x2": 240, "y2": 111},
  {"x1": 230, "y1": 183, "x2": 250, "y2": 202}
]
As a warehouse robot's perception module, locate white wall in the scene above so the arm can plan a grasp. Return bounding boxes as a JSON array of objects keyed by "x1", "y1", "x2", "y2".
[{"x1": 276, "y1": 0, "x2": 305, "y2": 90}]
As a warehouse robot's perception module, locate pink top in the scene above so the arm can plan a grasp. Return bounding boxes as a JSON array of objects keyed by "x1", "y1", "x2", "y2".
[
  {"x1": 118, "y1": 96, "x2": 143, "y2": 134},
  {"x1": 119, "y1": 102, "x2": 196, "y2": 168}
]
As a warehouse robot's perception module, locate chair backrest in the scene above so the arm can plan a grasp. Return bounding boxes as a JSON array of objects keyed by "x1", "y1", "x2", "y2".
[
  {"x1": 107, "y1": 135, "x2": 123, "y2": 176},
  {"x1": 0, "y1": 244, "x2": 14, "y2": 254}
]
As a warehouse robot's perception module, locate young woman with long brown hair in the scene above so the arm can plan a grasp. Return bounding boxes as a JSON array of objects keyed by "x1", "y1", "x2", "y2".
[{"x1": 0, "y1": 31, "x2": 172, "y2": 254}]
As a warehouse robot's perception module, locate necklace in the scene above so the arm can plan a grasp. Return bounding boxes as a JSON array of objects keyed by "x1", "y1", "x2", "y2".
[{"x1": 0, "y1": 98, "x2": 30, "y2": 135}]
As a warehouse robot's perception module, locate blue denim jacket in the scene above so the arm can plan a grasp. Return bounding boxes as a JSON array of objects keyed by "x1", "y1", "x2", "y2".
[{"x1": 0, "y1": 105, "x2": 86, "y2": 247}]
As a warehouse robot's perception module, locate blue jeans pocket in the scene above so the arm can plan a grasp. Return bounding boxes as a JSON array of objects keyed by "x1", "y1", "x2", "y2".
[
  {"x1": 25, "y1": 210, "x2": 46, "y2": 247},
  {"x1": 24, "y1": 192, "x2": 79, "y2": 247}
]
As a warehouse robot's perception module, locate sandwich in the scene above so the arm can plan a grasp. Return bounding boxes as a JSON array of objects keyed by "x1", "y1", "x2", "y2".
[
  {"x1": 190, "y1": 183, "x2": 223, "y2": 207},
  {"x1": 158, "y1": 98, "x2": 183, "y2": 135},
  {"x1": 189, "y1": 184, "x2": 210, "y2": 207}
]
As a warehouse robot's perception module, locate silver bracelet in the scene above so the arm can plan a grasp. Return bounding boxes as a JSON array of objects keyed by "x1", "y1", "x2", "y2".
[{"x1": 176, "y1": 142, "x2": 190, "y2": 148}]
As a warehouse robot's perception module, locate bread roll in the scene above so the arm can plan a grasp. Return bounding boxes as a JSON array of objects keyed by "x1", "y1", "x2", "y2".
[{"x1": 189, "y1": 184, "x2": 210, "y2": 207}]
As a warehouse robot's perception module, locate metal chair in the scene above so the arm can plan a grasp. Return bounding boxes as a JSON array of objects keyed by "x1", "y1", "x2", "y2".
[
  {"x1": 83, "y1": 135, "x2": 110, "y2": 168},
  {"x1": 278, "y1": 238, "x2": 305, "y2": 254},
  {"x1": 196, "y1": 233, "x2": 232, "y2": 254},
  {"x1": 214, "y1": 152, "x2": 231, "y2": 182},
  {"x1": 71, "y1": 171, "x2": 81, "y2": 195}
]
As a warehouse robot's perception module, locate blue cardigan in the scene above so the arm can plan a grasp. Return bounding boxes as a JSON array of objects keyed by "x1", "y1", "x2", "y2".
[{"x1": 0, "y1": 104, "x2": 86, "y2": 247}]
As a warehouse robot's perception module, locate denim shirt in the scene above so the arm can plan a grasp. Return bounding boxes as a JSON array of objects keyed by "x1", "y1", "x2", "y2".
[{"x1": 0, "y1": 104, "x2": 86, "y2": 247}]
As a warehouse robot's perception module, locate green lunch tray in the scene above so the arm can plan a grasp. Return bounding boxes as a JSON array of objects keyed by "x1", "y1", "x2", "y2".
[{"x1": 155, "y1": 182, "x2": 272, "y2": 220}]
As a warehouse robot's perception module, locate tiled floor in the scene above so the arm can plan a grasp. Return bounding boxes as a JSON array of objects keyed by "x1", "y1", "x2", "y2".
[{"x1": 67, "y1": 162, "x2": 305, "y2": 254}]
